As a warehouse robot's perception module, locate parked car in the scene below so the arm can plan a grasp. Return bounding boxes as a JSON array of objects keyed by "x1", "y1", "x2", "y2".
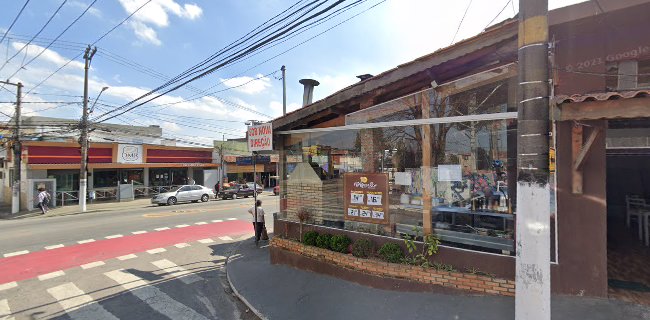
[
  {"x1": 151, "y1": 185, "x2": 215, "y2": 206},
  {"x1": 273, "y1": 185, "x2": 280, "y2": 196},
  {"x1": 246, "y1": 182, "x2": 263, "y2": 194},
  {"x1": 221, "y1": 183, "x2": 256, "y2": 200}
]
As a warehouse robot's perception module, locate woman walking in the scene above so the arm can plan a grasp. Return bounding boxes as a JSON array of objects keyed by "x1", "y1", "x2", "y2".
[{"x1": 37, "y1": 187, "x2": 51, "y2": 214}]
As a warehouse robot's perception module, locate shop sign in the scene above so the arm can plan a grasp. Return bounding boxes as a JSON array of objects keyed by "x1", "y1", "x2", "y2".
[
  {"x1": 344, "y1": 173, "x2": 389, "y2": 225},
  {"x1": 270, "y1": 154, "x2": 279, "y2": 162},
  {"x1": 117, "y1": 144, "x2": 143, "y2": 164},
  {"x1": 247, "y1": 123, "x2": 273, "y2": 152},
  {"x1": 236, "y1": 155, "x2": 271, "y2": 165}
]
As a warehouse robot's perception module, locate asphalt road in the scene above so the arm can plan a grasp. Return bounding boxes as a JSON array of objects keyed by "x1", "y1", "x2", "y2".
[
  {"x1": 0, "y1": 194, "x2": 278, "y2": 255},
  {"x1": 0, "y1": 195, "x2": 278, "y2": 320}
]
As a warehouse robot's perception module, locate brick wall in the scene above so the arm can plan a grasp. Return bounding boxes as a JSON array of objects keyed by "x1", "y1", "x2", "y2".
[
  {"x1": 271, "y1": 237, "x2": 515, "y2": 296},
  {"x1": 286, "y1": 180, "x2": 324, "y2": 223}
]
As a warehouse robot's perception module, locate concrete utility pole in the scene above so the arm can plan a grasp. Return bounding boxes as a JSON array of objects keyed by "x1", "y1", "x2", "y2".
[
  {"x1": 515, "y1": 0, "x2": 551, "y2": 319},
  {"x1": 281, "y1": 65, "x2": 287, "y2": 116},
  {"x1": 1, "y1": 80, "x2": 23, "y2": 214},
  {"x1": 79, "y1": 45, "x2": 97, "y2": 212}
]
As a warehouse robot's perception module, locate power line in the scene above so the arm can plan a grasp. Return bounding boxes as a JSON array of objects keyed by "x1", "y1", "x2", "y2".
[
  {"x1": 451, "y1": 0, "x2": 473, "y2": 45},
  {"x1": 23, "y1": 0, "x2": 154, "y2": 98},
  {"x1": 0, "y1": 0, "x2": 31, "y2": 45},
  {"x1": 485, "y1": 0, "x2": 512, "y2": 30},
  {"x1": 0, "y1": 0, "x2": 68, "y2": 74},
  {"x1": 93, "y1": 0, "x2": 349, "y2": 124},
  {"x1": 6, "y1": 0, "x2": 99, "y2": 80}
]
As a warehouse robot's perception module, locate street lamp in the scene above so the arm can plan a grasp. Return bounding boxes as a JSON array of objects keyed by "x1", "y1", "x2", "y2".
[{"x1": 89, "y1": 86, "x2": 109, "y2": 114}]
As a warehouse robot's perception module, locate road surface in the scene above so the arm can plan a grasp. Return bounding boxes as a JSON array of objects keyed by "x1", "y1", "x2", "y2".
[{"x1": 0, "y1": 194, "x2": 278, "y2": 319}]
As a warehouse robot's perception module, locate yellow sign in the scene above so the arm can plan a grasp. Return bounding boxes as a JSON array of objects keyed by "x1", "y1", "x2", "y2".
[{"x1": 549, "y1": 148, "x2": 556, "y2": 173}]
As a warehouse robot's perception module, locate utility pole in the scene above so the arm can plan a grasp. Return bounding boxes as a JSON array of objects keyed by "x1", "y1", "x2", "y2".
[
  {"x1": 79, "y1": 45, "x2": 97, "y2": 212},
  {"x1": 281, "y1": 65, "x2": 286, "y2": 116},
  {"x1": 1, "y1": 80, "x2": 23, "y2": 214},
  {"x1": 516, "y1": 0, "x2": 550, "y2": 319}
]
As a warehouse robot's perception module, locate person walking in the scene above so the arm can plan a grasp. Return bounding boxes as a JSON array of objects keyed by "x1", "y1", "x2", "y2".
[
  {"x1": 248, "y1": 199, "x2": 266, "y2": 243},
  {"x1": 214, "y1": 181, "x2": 221, "y2": 198},
  {"x1": 37, "y1": 187, "x2": 51, "y2": 214}
]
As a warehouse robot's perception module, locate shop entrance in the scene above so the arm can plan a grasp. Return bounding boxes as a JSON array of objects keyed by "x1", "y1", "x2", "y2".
[{"x1": 605, "y1": 118, "x2": 650, "y2": 305}]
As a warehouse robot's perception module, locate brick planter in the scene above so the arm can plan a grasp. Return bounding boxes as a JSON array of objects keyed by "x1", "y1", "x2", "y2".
[{"x1": 271, "y1": 237, "x2": 515, "y2": 296}]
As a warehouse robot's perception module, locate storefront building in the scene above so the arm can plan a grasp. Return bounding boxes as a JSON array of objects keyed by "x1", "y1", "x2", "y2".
[
  {"x1": 271, "y1": 0, "x2": 650, "y2": 303},
  {"x1": 2, "y1": 141, "x2": 219, "y2": 207}
]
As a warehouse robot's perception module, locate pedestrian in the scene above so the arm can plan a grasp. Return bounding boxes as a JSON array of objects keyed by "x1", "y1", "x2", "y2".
[
  {"x1": 215, "y1": 181, "x2": 220, "y2": 196},
  {"x1": 37, "y1": 187, "x2": 51, "y2": 214},
  {"x1": 248, "y1": 199, "x2": 266, "y2": 242}
]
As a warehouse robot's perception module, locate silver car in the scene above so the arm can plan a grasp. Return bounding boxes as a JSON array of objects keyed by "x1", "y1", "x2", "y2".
[{"x1": 151, "y1": 185, "x2": 215, "y2": 206}]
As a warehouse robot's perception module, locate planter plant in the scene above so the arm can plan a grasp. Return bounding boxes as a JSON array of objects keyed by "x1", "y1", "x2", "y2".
[
  {"x1": 378, "y1": 242, "x2": 404, "y2": 263},
  {"x1": 303, "y1": 230, "x2": 319, "y2": 246},
  {"x1": 297, "y1": 208, "x2": 311, "y2": 242},
  {"x1": 351, "y1": 238, "x2": 374, "y2": 258},
  {"x1": 329, "y1": 234, "x2": 352, "y2": 253},
  {"x1": 315, "y1": 233, "x2": 332, "y2": 249}
]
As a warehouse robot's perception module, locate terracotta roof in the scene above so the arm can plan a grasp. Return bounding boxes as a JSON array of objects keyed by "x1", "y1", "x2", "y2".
[{"x1": 554, "y1": 90, "x2": 650, "y2": 104}]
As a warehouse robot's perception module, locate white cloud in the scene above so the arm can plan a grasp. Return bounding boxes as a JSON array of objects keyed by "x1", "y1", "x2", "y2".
[
  {"x1": 10, "y1": 42, "x2": 85, "y2": 70},
  {"x1": 219, "y1": 74, "x2": 272, "y2": 95},
  {"x1": 128, "y1": 21, "x2": 162, "y2": 46},
  {"x1": 269, "y1": 100, "x2": 301, "y2": 117},
  {"x1": 69, "y1": 0, "x2": 102, "y2": 17},
  {"x1": 118, "y1": 0, "x2": 203, "y2": 45},
  {"x1": 160, "y1": 121, "x2": 181, "y2": 132},
  {"x1": 303, "y1": 73, "x2": 358, "y2": 102}
]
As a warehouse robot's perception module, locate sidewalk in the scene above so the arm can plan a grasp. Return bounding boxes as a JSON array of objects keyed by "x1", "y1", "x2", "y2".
[
  {"x1": 0, "y1": 198, "x2": 155, "y2": 219},
  {"x1": 226, "y1": 236, "x2": 650, "y2": 320}
]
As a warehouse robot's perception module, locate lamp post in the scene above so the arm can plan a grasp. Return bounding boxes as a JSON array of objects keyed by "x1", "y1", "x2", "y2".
[{"x1": 89, "y1": 86, "x2": 109, "y2": 115}]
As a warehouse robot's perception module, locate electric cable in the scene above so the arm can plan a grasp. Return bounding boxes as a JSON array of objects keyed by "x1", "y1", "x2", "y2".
[
  {"x1": 23, "y1": 0, "x2": 154, "y2": 98},
  {"x1": 451, "y1": 0, "x2": 473, "y2": 45},
  {"x1": 0, "y1": 0, "x2": 68, "y2": 74},
  {"x1": 6, "y1": 0, "x2": 99, "y2": 80},
  {"x1": 0, "y1": 0, "x2": 31, "y2": 45}
]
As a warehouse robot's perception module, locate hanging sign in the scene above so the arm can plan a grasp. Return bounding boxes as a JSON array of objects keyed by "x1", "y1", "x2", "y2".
[
  {"x1": 344, "y1": 173, "x2": 389, "y2": 225},
  {"x1": 247, "y1": 123, "x2": 273, "y2": 152}
]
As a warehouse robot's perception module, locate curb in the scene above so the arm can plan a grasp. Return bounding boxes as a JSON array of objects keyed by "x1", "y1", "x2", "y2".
[{"x1": 225, "y1": 240, "x2": 269, "y2": 320}]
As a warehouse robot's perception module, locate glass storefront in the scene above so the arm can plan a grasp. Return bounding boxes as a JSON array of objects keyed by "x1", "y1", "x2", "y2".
[
  {"x1": 150, "y1": 168, "x2": 189, "y2": 186},
  {"x1": 277, "y1": 83, "x2": 544, "y2": 255}
]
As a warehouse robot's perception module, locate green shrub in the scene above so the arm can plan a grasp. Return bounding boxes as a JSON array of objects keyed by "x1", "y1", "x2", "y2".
[
  {"x1": 351, "y1": 238, "x2": 374, "y2": 258},
  {"x1": 330, "y1": 234, "x2": 352, "y2": 253},
  {"x1": 315, "y1": 234, "x2": 332, "y2": 249},
  {"x1": 303, "y1": 231, "x2": 319, "y2": 246},
  {"x1": 378, "y1": 242, "x2": 404, "y2": 263}
]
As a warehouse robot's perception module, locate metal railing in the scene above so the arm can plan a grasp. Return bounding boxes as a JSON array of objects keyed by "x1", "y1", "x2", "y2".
[{"x1": 55, "y1": 185, "x2": 184, "y2": 205}]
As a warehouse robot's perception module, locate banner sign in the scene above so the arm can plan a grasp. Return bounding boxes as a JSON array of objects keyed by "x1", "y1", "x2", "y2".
[
  {"x1": 344, "y1": 173, "x2": 389, "y2": 225},
  {"x1": 117, "y1": 144, "x2": 143, "y2": 164},
  {"x1": 247, "y1": 123, "x2": 273, "y2": 152}
]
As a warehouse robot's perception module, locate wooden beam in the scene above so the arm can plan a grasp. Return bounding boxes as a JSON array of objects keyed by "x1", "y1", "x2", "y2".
[
  {"x1": 556, "y1": 97, "x2": 650, "y2": 121},
  {"x1": 571, "y1": 125, "x2": 583, "y2": 194},
  {"x1": 435, "y1": 63, "x2": 517, "y2": 97},
  {"x1": 573, "y1": 127, "x2": 601, "y2": 171}
]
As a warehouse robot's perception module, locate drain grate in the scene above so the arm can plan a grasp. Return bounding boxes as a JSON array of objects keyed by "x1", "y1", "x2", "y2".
[{"x1": 609, "y1": 279, "x2": 650, "y2": 292}]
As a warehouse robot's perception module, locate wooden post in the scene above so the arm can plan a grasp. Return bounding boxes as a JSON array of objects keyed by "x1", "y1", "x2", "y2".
[
  {"x1": 571, "y1": 124, "x2": 583, "y2": 194},
  {"x1": 421, "y1": 91, "x2": 433, "y2": 235}
]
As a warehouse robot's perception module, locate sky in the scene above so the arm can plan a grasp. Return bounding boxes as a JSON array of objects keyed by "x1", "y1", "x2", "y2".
[{"x1": 0, "y1": 0, "x2": 588, "y2": 146}]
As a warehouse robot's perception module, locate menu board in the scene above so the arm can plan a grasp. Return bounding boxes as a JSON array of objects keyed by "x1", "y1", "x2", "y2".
[{"x1": 344, "y1": 173, "x2": 389, "y2": 225}]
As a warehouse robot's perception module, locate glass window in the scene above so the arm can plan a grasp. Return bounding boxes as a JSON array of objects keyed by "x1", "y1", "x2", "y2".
[{"x1": 178, "y1": 186, "x2": 191, "y2": 192}]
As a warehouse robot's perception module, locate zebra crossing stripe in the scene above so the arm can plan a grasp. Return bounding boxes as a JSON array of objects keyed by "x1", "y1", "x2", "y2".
[
  {"x1": 197, "y1": 239, "x2": 214, "y2": 244},
  {"x1": 38, "y1": 270, "x2": 65, "y2": 281},
  {"x1": 47, "y1": 283, "x2": 118, "y2": 320},
  {"x1": 0, "y1": 282, "x2": 17, "y2": 291},
  {"x1": 104, "y1": 269, "x2": 209, "y2": 320},
  {"x1": 151, "y1": 259, "x2": 203, "y2": 284},
  {"x1": 218, "y1": 236, "x2": 233, "y2": 241},
  {"x1": 0, "y1": 299, "x2": 14, "y2": 320}
]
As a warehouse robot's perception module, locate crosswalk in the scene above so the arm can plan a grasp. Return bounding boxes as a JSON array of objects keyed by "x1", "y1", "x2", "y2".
[{"x1": 0, "y1": 239, "x2": 237, "y2": 320}]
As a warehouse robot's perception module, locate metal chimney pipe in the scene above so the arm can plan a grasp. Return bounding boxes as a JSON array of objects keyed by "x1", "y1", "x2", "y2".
[{"x1": 299, "y1": 79, "x2": 320, "y2": 106}]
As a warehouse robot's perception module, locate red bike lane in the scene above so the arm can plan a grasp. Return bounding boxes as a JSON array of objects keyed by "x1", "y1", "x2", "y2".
[{"x1": 0, "y1": 220, "x2": 251, "y2": 285}]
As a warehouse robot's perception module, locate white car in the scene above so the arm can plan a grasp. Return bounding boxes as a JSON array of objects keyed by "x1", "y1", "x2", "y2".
[{"x1": 151, "y1": 185, "x2": 215, "y2": 206}]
